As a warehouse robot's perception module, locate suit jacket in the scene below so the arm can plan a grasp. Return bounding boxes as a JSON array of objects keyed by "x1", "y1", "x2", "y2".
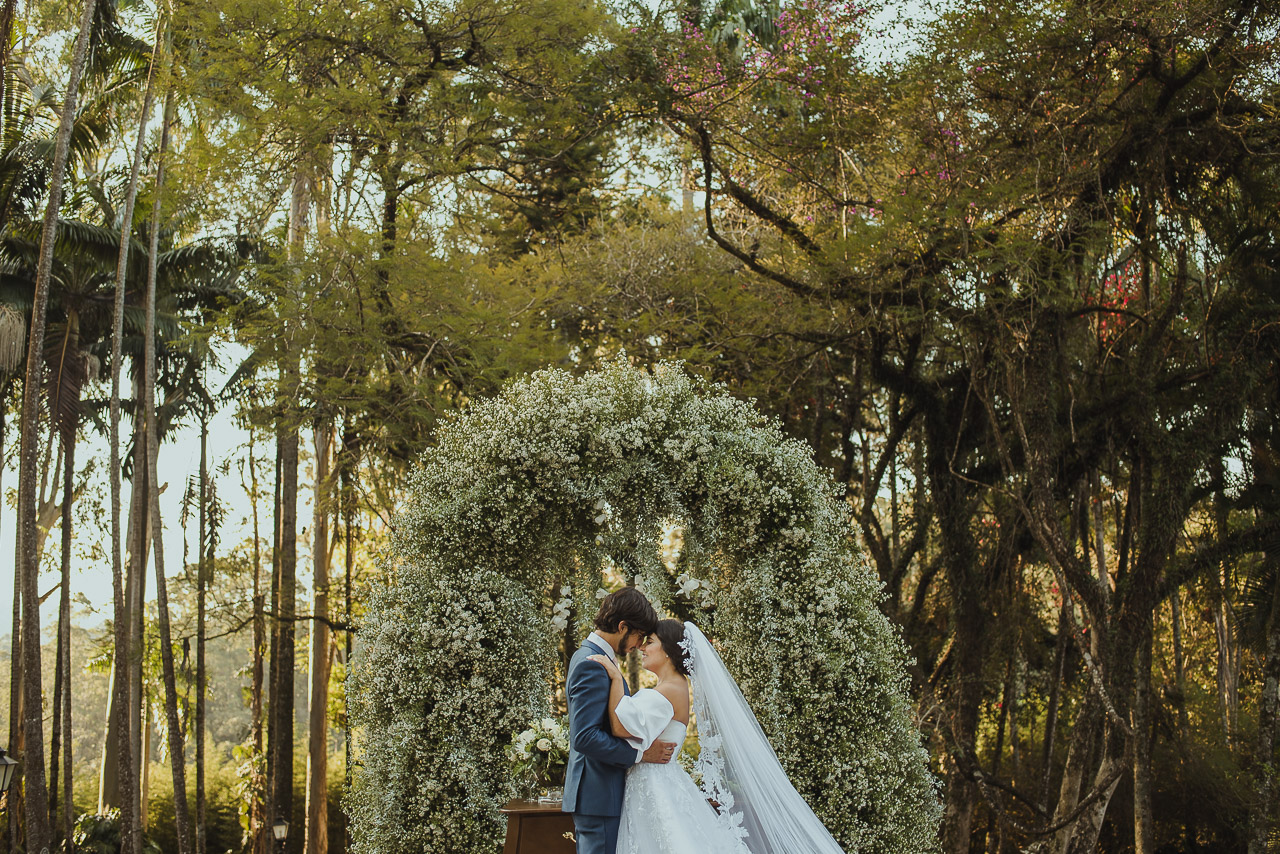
[{"x1": 562, "y1": 638, "x2": 640, "y2": 816}]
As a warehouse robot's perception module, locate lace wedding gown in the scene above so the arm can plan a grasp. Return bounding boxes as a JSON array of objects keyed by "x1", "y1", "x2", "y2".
[
  {"x1": 612, "y1": 624, "x2": 849, "y2": 854},
  {"x1": 614, "y1": 688, "x2": 750, "y2": 854}
]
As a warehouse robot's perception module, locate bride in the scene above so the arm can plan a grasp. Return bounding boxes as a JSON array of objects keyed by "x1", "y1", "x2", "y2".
[{"x1": 586, "y1": 619, "x2": 847, "y2": 854}]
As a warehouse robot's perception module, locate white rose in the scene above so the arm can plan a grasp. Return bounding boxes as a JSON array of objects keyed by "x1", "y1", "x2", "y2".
[{"x1": 536, "y1": 738, "x2": 552, "y2": 751}]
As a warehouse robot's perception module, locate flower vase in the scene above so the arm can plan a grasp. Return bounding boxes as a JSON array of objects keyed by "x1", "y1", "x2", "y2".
[{"x1": 535, "y1": 771, "x2": 565, "y2": 803}]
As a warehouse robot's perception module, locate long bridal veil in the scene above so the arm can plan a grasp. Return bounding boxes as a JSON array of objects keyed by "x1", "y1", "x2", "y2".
[{"x1": 681, "y1": 622, "x2": 847, "y2": 854}]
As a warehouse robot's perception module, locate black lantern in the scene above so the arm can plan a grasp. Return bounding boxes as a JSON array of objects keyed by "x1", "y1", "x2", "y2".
[
  {"x1": 272, "y1": 817, "x2": 289, "y2": 843},
  {"x1": 0, "y1": 749, "x2": 17, "y2": 799}
]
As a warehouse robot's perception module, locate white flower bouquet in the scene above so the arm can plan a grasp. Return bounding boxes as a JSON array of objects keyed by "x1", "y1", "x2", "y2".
[{"x1": 507, "y1": 715, "x2": 570, "y2": 791}]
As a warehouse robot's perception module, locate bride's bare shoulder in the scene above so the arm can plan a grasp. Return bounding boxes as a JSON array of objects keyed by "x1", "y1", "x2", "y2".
[{"x1": 655, "y1": 680, "x2": 691, "y2": 722}]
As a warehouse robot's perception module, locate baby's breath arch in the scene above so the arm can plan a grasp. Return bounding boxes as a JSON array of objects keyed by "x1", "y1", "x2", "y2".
[{"x1": 348, "y1": 360, "x2": 941, "y2": 854}]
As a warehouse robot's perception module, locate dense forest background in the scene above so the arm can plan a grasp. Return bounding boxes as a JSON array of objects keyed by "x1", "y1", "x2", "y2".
[{"x1": 0, "y1": 0, "x2": 1276, "y2": 852}]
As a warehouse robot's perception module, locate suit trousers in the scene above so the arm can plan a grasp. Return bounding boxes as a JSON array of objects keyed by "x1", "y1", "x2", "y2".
[{"x1": 572, "y1": 813, "x2": 621, "y2": 854}]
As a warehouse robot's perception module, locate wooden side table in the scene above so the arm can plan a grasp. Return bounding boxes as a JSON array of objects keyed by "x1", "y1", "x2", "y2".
[{"x1": 501, "y1": 799, "x2": 576, "y2": 854}]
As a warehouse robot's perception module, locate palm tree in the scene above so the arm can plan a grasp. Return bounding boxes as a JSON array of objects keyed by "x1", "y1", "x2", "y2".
[
  {"x1": 14, "y1": 0, "x2": 96, "y2": 846},
  {"x1": 0, "y1": 7, "x2": 151, "y2": 843},
  {"x1": 139, "y1": 80, "x2": 197, "y2": 854},
  {"x1": 105, "y1": 13, "x2": 163, "y2": 852}
]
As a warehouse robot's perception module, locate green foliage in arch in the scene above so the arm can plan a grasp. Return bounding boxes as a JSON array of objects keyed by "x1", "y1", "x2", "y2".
[{"x1": 347, "y1": 360, "x2": 941, "y2": 854}]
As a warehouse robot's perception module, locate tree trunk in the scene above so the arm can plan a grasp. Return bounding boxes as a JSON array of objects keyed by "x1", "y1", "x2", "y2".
[
  {"x1": 248, "y1": 435, "x2": 267, "y2": 854},
  {"x1": 1027, "y1": 693, "x2": 1100, "y2": 854},
  {"x1": 374, "y1": 166, "x2": 399, "y2": 320},
  {"x1": 1133, "y1": 626, "x2": 1154, "y2": 854},
  {"x1": 1039, "y1": 604, "x2": 1068, "y2": 812},
  {"x1": 139, "y1": 702, "x2": 150, "y2": 831},
  {"x1": 100, "y1": 373, "x2": 154, "y2": 822},
  {"x1": 49, "y1": 561, "x2": 63, "y2": 829},
  {"x1": 270, "y1": 397, "x2": 299, "y2": 831},
  {"x1": 266, "y1": 432, "x2": 282, "y2": 838},
  {"x1": 0, "y1": 0, "x2": 15, "y2": 135},
  {"x1": 941, "y1": 593, "x2": 985, "y2": 854},
  {"x1": 982, "y1": 659, "x2": 1013, "y2": 854},
  {"x1": 15, "y1": 0, "x2": 95, "y2": 848},
  {"x1": 2, "y1": 391, "x2": 22, "y2": 854},
  {"x1": 921, "y1": 390, "x2": 987, "y2": 854},
  {"x1": 1170, "y1": 594, "x2": 1189, "y2": 735},
  {"x1": 47, "y1": 303, "x2": 81, "y2": 849},
  {"x1": 142, "y1": 87, "x2": 193, "y2": 854},
  {"x1": 1246, "y1": 565, "x2": 1280, "y2": 854},
  {"x1": 1063, "y1": 732, "x2": 1125, "y2": 854},
  {"x1": 7, "y1": 602, "x2": 19, "y2": 852},
  {"x1": 1062, "y1": 613, "x2": 1146, "y2": 854},
  {"x1": 97, "y1": 647, "x2": 121, "y2": 812},
  {"x1": 127, "y1": 420, "x2": 150, "y2": 839},
  {"x1": 51, "y1": 421, "x2": 76, "y2": 849},
  {"x1": 101, "y1": 15, "x2": 160, "y2": 854},
  {"x1": 1213, "y1": 586, "x2": 1239, "y2": 743},
  {"x1": 60, "y1": 430, "x2": 74, "y2": 850},
  {"x1": 304, "y1": 422, "x2": 332, "y2": 854},
  {"x1": 195, "y1": 415, "x2": 208, "y2": 854},
  {"x1": 269, "y1": 164, "x2": 307, "y2": 835},
  {"x1": 1169, "y1": 593, "x2": 1195, "y2": 850},
  {"x1": 341, "y1": 423, "x2": 357, "y2": 854},
  {"x1": 1212, "y1": 466, "x2": 1240, "y2": 745}
]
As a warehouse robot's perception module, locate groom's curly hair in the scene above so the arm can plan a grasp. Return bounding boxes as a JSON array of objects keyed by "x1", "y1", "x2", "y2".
[{"x1": 594, "y1": 587, "x2": 658, "y2": 636}]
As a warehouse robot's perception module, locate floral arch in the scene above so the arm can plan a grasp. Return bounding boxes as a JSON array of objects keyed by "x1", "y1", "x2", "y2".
[{"x1": 347, "y1": 360, "x2": 940, "y2": 854}]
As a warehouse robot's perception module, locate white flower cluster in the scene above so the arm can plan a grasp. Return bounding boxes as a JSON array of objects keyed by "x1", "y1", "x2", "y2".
[
  {"x1": 550, "y1": 587, "x2": 573, "y2": 631},
  {"x1": 675, "y1": 570, "x2": 715, "y2": 609},
  {"x1": 346, "y1": 359, "x2": 941, "y2": 854},
  {"x1": 813, "y1": 584, "x2": 841, "y2": 614}
]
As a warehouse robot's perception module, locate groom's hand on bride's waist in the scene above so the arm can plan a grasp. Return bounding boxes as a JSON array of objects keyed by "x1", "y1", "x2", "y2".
[{"x1": 641, "y1": 740, "x2": 676, "y2": 764}]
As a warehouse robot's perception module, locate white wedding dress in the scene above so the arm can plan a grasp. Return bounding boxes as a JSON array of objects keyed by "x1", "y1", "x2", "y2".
[
  {"x1": 611, "y1": 623, "x2": 849, "y2": 854},
  {"x1": 614, "y1": 688, "x2": 750, "y2": 854}
]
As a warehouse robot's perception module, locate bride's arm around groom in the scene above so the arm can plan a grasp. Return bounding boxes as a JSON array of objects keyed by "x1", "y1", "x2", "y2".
[
  {"x1": 563, "y1": 588, "x2": 670, "y2": 854},
  {"x1": 566, "y1": 642, "x2": 643, "y2": 773}
]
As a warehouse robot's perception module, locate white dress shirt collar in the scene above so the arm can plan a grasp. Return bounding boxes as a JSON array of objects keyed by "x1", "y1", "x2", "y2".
[{"x1": 586, "y1": 631, "x2": 618, "y2": 662}]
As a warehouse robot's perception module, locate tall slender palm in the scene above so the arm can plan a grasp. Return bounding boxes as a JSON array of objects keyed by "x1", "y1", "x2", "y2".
[
  {"x1": 194, "y1": 410, "x2": 208, "y2": 854},
  {"x1": 141, "y1": 82, "x2": 194, "y2": 854},
  {"x1": 13, "y1": 0, "x2": 95, "y2": 849},
  {"x1": 1, "y1": 4, "x2": 152, "y2": 841},
  {"x1": 53, "y1": 375, "x2": 75, "y2": 851},
  {"x1": 103, "y1": 13, "x2": 163, "y2": 854}
]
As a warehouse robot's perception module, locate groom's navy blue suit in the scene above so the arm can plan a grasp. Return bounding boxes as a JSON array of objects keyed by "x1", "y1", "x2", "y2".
[{"x1": 564, "y1": 635, "x2": 640, "y2": 854}]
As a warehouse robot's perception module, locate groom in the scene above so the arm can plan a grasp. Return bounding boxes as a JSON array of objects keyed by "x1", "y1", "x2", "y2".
[{"x1": 563, "y1": 587, "x2": 675, "y2": 854}]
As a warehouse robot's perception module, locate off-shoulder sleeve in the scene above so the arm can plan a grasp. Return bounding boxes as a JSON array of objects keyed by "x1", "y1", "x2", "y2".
[{"x1": 615, "y1": 688, "x2": 676, "y2": 751}]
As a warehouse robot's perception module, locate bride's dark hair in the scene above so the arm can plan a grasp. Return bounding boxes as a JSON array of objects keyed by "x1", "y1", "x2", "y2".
[{"x1": 654, "y1": 619, "x2": 691, "y2": 677}]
